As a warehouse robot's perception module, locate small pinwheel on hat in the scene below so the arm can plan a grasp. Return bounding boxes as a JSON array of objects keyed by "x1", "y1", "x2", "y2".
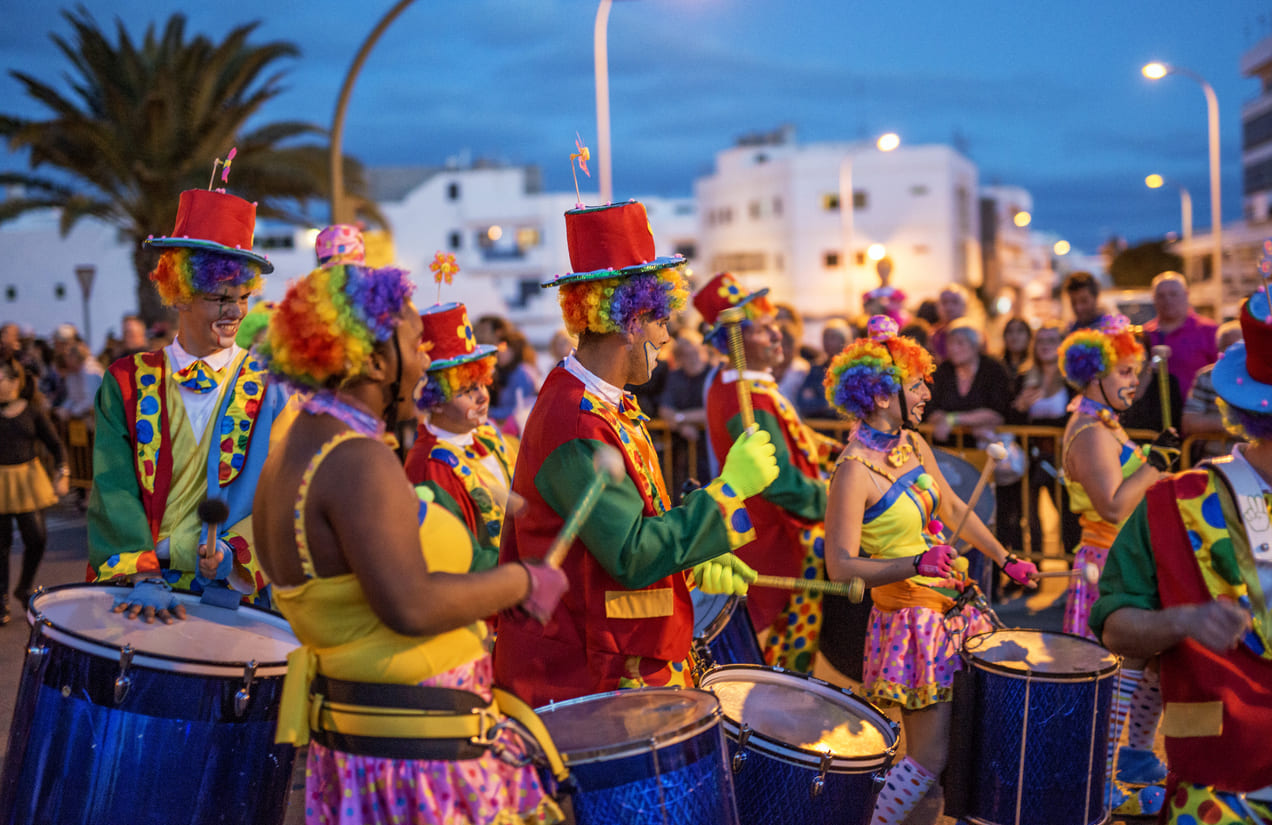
[{"x1": 413, "y1": 253, "x2": 499, "y2": 411}]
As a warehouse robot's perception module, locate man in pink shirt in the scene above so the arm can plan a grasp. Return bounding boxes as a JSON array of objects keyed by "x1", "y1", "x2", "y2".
[{"x1": 1142, "y1": 271, "x2": 1217, "y2": 399}]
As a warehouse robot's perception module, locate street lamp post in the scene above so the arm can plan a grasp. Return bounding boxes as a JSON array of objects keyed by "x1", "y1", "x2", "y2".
[
  {"x1": 329, "y1": 0, "x2": 419, "y2": 225},
  {"x1": 594, "y1": 0, "x2": 614, "y2": 204},
  {"x1": 1142, "y1": 61, "x2": 1222, "y2": 313},
  {"x1": 1145, "y1": 173, "x2": 1194, "y2": 275}
]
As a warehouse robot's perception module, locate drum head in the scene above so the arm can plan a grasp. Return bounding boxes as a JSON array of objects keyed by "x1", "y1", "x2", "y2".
[
  {"x1": 536, "y1": 687, "x2": 720, "y2": 764},
  {"x1": 30, "y1": 584, "x2": 298, "y2": 676},
  {"x1": 964, "y1": 629, "x2": 1118, "y2": 680},
  {"x1": 700, "y1": 665, "x2": 896, "y2": 771},
  {"x1": 691, "y1": 589, "x2": 734, "y2": 640}
]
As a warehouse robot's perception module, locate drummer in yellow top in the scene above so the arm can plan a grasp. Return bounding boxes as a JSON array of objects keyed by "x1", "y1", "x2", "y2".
[
  {"x1": 823, "y1": 316, "x2": 1037, "y2": 825},
  {"x1": 1058, "y1": 312, "x2": 1178, "y2": 815}
]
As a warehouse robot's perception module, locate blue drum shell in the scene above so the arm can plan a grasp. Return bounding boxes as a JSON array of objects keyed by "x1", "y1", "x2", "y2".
[
  {"x1": 691, "y1": 592, "x2": 763, "y2": 679},
  {"x1": 726, "y1": 737, "x2": 880, "y2": 825}
]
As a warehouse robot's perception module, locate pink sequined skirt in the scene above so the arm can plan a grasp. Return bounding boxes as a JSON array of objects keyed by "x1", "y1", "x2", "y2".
[
  {"x1": 862, "y1": 604, "x2": 993, "y2": 711},
  {"x1": 1063, "y1": 542, "x2": 1110, "y2": 641},
  {"x1": 302, "y1": 657, "x2": 563, "y2": 825}
]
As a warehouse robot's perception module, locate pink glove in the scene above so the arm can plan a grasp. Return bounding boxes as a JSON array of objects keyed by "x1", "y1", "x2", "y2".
[
  {"x1": 520, "y1": 561, "x2": 569, "y2": 624},
  {"x1": 1003, "y1": 554, "x2": 1038, "y2": 586},
  {"x1": 913, "y1": 544, "x2": 956, "y2": 577}
]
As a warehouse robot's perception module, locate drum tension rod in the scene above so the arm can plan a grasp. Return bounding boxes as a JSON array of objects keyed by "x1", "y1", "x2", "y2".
[
  {"x1": 114, "y1": 645, "x2": 135, "y2": 704},
  {"x1": 732, "y1": 725, "x2": 752, "y2": 774},
  {"x1": 811, "y1": 751, "x2": 832, "y2": 799},
  {"x1": 25, "y1": 618, "x2": 49, "y2": 669},
  {"x1": 234, "y1": 660, "x2": 259, "y2": 718}
]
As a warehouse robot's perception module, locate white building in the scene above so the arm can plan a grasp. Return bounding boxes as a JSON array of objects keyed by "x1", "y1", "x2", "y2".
[
  {"x1": 694, "y1": 128, "x2": 983, "y2": 322},
  {"x1": 979, "y1": 185, "x2": 1059, "y2": 320}
]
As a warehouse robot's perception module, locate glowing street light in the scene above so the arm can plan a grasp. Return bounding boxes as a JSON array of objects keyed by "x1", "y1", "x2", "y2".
[
  {"x1": 867, "y1": 243, "x2": 887, "y2": 261},
  {"x1": 1013, "y1": 210, "x2": 1032, "y2": 228},
  {"x1": 1053, "y1": 240, "x2": 1071, "y2": 256},
  {"x1": 876, "y1": 132, "x2": 901, "y2": 152}
]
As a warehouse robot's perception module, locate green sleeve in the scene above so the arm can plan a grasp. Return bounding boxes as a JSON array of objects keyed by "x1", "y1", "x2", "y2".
[
  {"x1": 86, "y1": 372, "x2": 155, "y2": 577},
  {"x1": 536, "y1": 438, "x2": 743, "y2": 590},
  {"x1": 418, "y1": 480, "x2": 497, "y2": 573},
  {"x1": 727, "y1": 407, "x2": 827, "y2": 520},
  {"x1": 1089, "y1": 498, "x2": 1162, "y2": 640}
]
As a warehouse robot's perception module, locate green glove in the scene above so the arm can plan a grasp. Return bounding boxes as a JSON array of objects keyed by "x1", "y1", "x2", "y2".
[
  {"x1": 692, "y1": 553, "x2": 759, "y2": 596},
  {"x1": 719, "y1": 428, "x2": 779, "y2": 499}
]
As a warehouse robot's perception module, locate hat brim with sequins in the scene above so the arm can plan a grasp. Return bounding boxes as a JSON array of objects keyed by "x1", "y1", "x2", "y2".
[
  {"x1": 420, "y1": 302, "x2": 498, "y2": 372},
  {"x1": 1213, "y1": 288, "x2": 1272, "y2": 412},
  {"x1": 541, "y1": 201, "x2": 684, "y2": 288},
  {"x1": 144, "y1": 189, "x2": 274, "y2": 273}
]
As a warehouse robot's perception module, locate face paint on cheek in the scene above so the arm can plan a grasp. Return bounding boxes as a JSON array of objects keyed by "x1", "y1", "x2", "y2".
[
  {"x1": 1116, "y1": 385, "x2": 1135, "y2": 406},
  {"x1": 644, "y1": 340, "x2": 660, "y2": 373}
]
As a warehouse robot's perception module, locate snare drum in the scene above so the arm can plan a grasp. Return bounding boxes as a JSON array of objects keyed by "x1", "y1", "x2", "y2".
[
  {"x1": 951, "y1": 629, "x2": 1119, "y2": 825},
  {"x1": 690, "y1": 590, "x2": 763, "y2": 682},
  {"x1": 536, "y1": 687, "x2": 739, "y2": 825},
  {"x1": 699, "y1": 665, "x2": 899, "y2": 825},
  {"x1": 0, "y1": 584, "x2": 299, "y2": 825}
]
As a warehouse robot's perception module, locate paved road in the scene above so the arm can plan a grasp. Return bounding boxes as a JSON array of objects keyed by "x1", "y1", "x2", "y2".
[{"x1": 2, "y1": 503, "x2": 1147, "y2": 825}]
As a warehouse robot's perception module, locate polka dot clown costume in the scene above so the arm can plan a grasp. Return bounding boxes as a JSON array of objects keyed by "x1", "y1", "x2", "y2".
[
  {"x1": 405, "y1": 302, "x2": 516, "y2": 572},
  {"x1": 493, "y1": 200, "x2": 764, "y2": 708},
  {"x1": 87, "y1": 188, "x2": 290, "y2": 607},
  {"x1": 1091, "y1": 283, "x2": 1272, "y2": 824}
]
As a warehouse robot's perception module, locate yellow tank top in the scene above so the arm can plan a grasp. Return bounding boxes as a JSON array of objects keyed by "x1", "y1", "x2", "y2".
[
  {"x1": 1064, "y1": 421, "x2": 1146, "y2": 526},
  {"x1": 838, "y1": 448, "x2": 943, "y2": 587}
]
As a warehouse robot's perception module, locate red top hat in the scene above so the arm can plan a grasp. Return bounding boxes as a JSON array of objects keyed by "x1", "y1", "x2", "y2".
[
  {"x1": 541, "y1": 201, "x2": 683, "y2": 288},
  {"x1": 1213, "y1": 286, "x2": 1272, "y2": 411},
  {"x1": 692, "y1": 272, "x2": 771, "y2": 332},
  {"x1": 145, "y1": 189, "x2": 273, "y2": 273},
  {"x1": 420, "y1": 303, "x2": 497, "y2": 371}
]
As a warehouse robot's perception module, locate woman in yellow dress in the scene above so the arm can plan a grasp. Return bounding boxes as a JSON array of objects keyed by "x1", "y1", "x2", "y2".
[{"x1": 252, "y1": 262, "x2": 566, "y2": 825}]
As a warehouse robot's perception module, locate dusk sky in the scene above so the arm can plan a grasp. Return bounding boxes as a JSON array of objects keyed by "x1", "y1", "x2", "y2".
[{"x1": 1, "y1": 1, "x2": 1265, "y2": 255}]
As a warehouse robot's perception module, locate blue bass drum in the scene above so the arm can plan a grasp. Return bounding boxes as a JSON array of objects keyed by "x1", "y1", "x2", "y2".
[
  {"x1": 690, "y1": 590, "x2": 763, "y2": 683},
  {"x1": 954, "y1": 629, "x2": 1119, "y2": 825},
  {"x1": 0, "y1": 584, "x2": 298, "y2": 825},
  {"x1": 536, "y1": 687, "x2": 739, "y2": 825},
  {"x1": 699, "y1": 665, "x2": 899, "y2": 825}
]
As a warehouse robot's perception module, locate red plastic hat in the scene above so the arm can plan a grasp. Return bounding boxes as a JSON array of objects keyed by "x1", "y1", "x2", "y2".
[
  {"x1": 692, "y1": 272, "x2": 771, "y2": 332},
  {"x1": 145, "y1": 189, "x2": 273, "y2": 273},
  {"x1": 1213, "y1": 287, "x2": 1272, "y2": 411},
  {"x1": 420, "y1": 302, "x2": 496, "y2": 371},
  {"x1": 542, "y1": 201, "x2": 683, "y2": 287}
]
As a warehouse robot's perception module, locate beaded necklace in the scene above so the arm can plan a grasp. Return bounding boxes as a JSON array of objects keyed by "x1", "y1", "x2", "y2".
[
  {"x1": 1076, "y1": 395, "x2": 1119, "y2": 429},
  {"x1": 303, "y1": 390, "x2": 385, "y2": 438},
  {"x1": 854, "y1": 419, "x2": 914, "y2": 467}
]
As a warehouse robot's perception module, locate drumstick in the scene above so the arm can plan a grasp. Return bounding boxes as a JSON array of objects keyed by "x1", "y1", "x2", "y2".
[
  {"x1": 1151, "y1": 345, "x2": 1172, "y2": 431},
  {"x1": 1032, "y1": 563, "x2": 1100, "y2": 584},
  {"x1": 751, "y1": 574, "x2": 866, "y2": 603},
  {"x1": 197, "y1": 498, "x2": 230, "y2": 562},
  {"x1": 543, "y1": 445, "x2": 625, "y2": 568},
  {"x1": 718, "y1": 306, "x2": 755, "y2": 432},
  {"x1": 948, "y1": 442, "x2": 1007, "y2": 549}
]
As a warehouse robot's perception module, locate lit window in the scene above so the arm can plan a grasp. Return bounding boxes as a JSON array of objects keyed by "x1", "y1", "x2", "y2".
[
  {"x1": 516, "y1": 227, "x2": 541, "y2": 249},
  {"x1": 853, "y1": 191, "x2": 869, "y2": 210},
  {"x1": 822, "y1": 193, "x2": 841, "y2": 211}
]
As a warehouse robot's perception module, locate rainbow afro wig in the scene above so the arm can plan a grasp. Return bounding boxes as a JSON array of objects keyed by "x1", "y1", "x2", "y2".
[
  {"x1": 558, "y1": 266, "x2": 689, "y2": 337},
  {"x1": 1058, "y1": 314, "x2": 1143, "y2": 388},
  {"x1": 150, "y1": 249, "x2": 263, "y2": 307},
  {"x1": 824, "y1": 316, "x2": 934, "y2": 420},
  {"x1": 413, "y1": 356, "x2": 495, "y2": 411},
  {"x1": 261, "y1": 263, "x2": 414, "y2": 390}
]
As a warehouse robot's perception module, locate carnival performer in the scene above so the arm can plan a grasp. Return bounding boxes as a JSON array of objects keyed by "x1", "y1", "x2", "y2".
[
  {"x1": 493, "y1": 201, "x2": 778, "y2": 708},
  {"x1": 405, "y1": 302, "x2": 516, "y2": 572},
  {"x1": 0, "y1": 357, "x2": 68, "y2": 624},
  {"x1": 1091, "y1": 285, "x2": 1272, "y2": 824},
  {"x1": 1058, "y1": 313, "x2": 1179, "y2": 814},
  {"x1": 253, "y1": 261, "x2": 567, "y2": 825},
  {"x1": 696, "y1": 272, "x2": 834, "y2": 672},
  {"x1": 823, "y1": 316, "x2": 1037, "y2": 825},
  {"x1": 88, "y1": 187, "x2": 290, "y2": 619}
]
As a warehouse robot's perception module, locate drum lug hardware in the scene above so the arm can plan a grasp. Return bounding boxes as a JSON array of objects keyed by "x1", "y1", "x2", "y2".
[
  {"x1": 888, "y1": 719, "x2": 901, "y2": 737},
  {"x1": 114, "y1": 645, "x2": 135, "y2": 704},
  {"x1": 234, "y1": 660, "x2": 258, "y2": 717},
  {"x1": 872, "y1": 771, "x2": 887, "y2": 791},
  {"x1": 25, "y1": 620, "x2": 48, "y2": 667},
  {"x1": 810, "y1": 751, "x2": 832, "y2": 799},
  {"x1": 732, "y1": 725, "x2": 752, "y2": 774}
]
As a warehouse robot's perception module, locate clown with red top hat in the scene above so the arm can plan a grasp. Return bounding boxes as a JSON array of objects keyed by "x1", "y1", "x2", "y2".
[
  {"x1": 1092, "y1": 279, "x2": 1272, "y2": 824},
  {"x1": 404, "y1": 301, "x2": 516, "y2": 572},
  {"x1": 88, "y1": 180, "x2": 291, "y2": 618},
  {"x1": 694, "y1": 271, "x2": 837, "y2": 673},
  {"x1": 492, "y1": 200, "x2": 780, "y2": 707}
]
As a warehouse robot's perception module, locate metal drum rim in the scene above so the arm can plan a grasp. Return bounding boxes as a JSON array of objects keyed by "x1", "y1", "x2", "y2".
[
  {"x1": 700, "y1": 664, "x2": 898, "y2": 771},
  {"x1": 27, "y1": 583, "x2": 295, "y2": 678},
  {"x1": 534, "y1": 686, "x2": 723, "y2": 765},
  {"x1": 692, "y1": 591, "x2": 740, "y2": 644},
  {"x1": 962, "y1": 629, "x2": 1121, "y2": 683}
]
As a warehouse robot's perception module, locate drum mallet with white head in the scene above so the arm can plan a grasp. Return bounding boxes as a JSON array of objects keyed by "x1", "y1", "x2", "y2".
[
  {"x1": 1032, "y1": 563, "x2": 1100, "y2": 584},
  {"x1": 543, "y1": 445, "x2": 626, "y2": 568},
  {"x1": 718, "y1": 306, "x2": 756, "y2": 433},
  {"x1": 947, "y1": 442, "x2": 1008, "y2": 550},
  {"x1": 1150, "y1": 345, "x2": 1173, "y2": 431},
  {"x1": 197, "y1": 497, "x2": 240, "y2": 609}
]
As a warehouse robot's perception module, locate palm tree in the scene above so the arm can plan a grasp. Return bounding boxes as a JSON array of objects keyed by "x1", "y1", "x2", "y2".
[{"x1": 0, "y1": 7, "x2": 381, "y2": 323}]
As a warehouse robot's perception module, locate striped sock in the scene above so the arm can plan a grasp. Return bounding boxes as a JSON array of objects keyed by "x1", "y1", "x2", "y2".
[
  {"x1": 1108, "y1": 668, "x2": 1142, "y2": 771},
  {"x1": 870, "y1": 755, "x2": 937, "y2": 825},
  {"x1": 1125, "y1": 667, "x2": 1161, "y2": 750}
]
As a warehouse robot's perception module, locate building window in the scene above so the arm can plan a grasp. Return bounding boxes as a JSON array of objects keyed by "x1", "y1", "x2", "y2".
[
  {"x1": 822, "y1": 193, "x2": 841, "y2": 211},
  {"x1": 772, "y1": 196, "x2": 783, "y2": 216},
  {"x1": 823, "y1": 252, "x2": 840, "y2": 268},
  {"x1": 4, "y1": 286, "x2": 15, "y2": 302},
  {"x1": 711, "y1": 252, "x2": 767, "y2": 272},
  {"x1": 749, "y1": 200, "x2": 762, "y2": 220},
  {"x1": 449, "y1": 231, "x2": 462, "y2": 250},
  {"x1": 674, "y1": 243, "x2": 697, "y2": 259},
  {"x1": 853, "y1": 190, "x2": 869, "y2": 210},
  {"x1": 914, "y1": 244, "x2": 930, "y2": 255},
  {"x1": 855, "y1": 252, "x2": 866, "y2": 266},
  {"x1": 719, "y1": 207, "x2": 733, "y2": 224},
  {"x1": 447, "y1": 182, "x2": 460, "y2": 200},
  {"x1": 54, "y1": 283, "x2": 67, "y2": 300},
  {"x1": 755, "y1": 152, "x2": 769, "y2": 164},
  {"x1": 516, "y1": 226, "x2": 541, "y2": 250},
  {"x1": 258, "y1": 234, "x2": 294, "y2": 250},
  {"x1": 910, "y1": 185, "x2": 929, "y2": 196}
]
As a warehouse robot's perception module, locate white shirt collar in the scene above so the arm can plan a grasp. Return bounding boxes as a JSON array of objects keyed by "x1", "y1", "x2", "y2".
[
  {"x1": 426, "y1": 420, "x2": 475, "y2": 448},
  {"x1": 564, "y1": 353, "x2": 623, "y2": 407},
  {"x1": 167, "y1": 337, "x2": 239, "y2": 373}
]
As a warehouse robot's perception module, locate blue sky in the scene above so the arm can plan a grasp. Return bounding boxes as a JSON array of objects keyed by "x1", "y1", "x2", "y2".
[{"x1": 1, "y1": 0, "x2": 1264, "y2": 254}]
